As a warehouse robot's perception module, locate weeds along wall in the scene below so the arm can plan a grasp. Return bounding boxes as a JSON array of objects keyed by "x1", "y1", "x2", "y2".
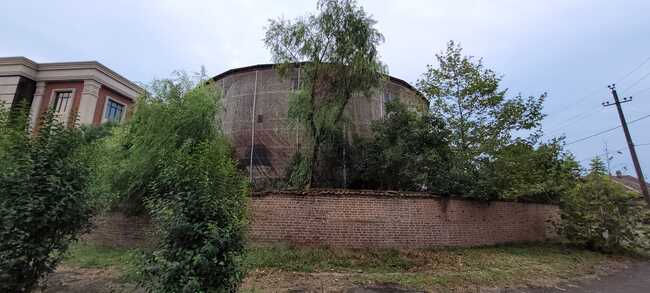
[
  {"x1": 211, "y1": 64, "x2": 427, "y2": 188},
  {"x1": 86, "y1": 190, "x2": 559, "y2": 248}
]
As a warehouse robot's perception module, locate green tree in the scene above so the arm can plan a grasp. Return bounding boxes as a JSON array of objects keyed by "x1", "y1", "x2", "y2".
[
  {"x1": 417, "y1": 41, "x2": 546, "y2": 196},
  {"x1": 95, "y1": 71, "x2": 218, "y2": 215},
  {"x1": 588, "y1": 157, "x2": 608, "y2": 176},
  {"x1": 475, "y1": 138, "x2": 580, "y2": 201},
  {"x1": 264, "y1": 0, "x2": 385, "y2": 187},
  {"x1": 350, "y1": 101, "x2": 452, "y2": 193},
  {"x1": 103, "y1": 73, "x2": 249, "y2": 292},
  {"x1": 560, "y1": 171, "x2": 649, "y2": 252},
  {"x1": 0, "y1": 105, "x2": 93, "y2": 292}
]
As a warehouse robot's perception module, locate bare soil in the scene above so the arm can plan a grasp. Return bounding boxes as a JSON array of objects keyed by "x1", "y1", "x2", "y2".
[
  {"x1": 41, "y1": 266, "x2": 142, "y2": 293},
  {"x1": 41, "y1": 259, "x2": 636, "y2": 293}
]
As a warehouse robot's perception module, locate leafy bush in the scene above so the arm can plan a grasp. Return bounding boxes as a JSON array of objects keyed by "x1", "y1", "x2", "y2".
[
  {"x1": 346, "y1": 100, "x2": 579, "y2": 202},
  {"x1": 350, "y1": 101, "x2": 453, "y2": 193},
  {"x1": 559, "y1": 159, "x2": 650, "y2": 252},
  {"x1": 141, "y1": 138, "x2": 248, "y2": 292},
  {"x1": 0, "y1": 106, "x2": 93, "y2": 292},
  {"x1": 102, "y1": 74, "x2": 249, "y2": 292},
  {"x1": 472, "y1": 138, "x2": 580, "y2": 201}
]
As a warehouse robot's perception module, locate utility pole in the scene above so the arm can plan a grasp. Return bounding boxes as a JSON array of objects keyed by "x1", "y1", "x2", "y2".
[{"x1": 602, "y1": 84, "x2": 650, "y2": 205}]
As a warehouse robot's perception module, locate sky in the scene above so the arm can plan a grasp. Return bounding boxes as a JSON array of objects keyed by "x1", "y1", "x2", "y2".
[{"x1": 2, "y1": 0, "x2": 650, "y2": 175}]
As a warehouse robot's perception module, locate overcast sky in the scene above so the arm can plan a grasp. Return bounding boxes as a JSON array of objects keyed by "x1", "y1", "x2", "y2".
[{"x1": 2, "y1": 0, "x2": 650, "y2": 175}]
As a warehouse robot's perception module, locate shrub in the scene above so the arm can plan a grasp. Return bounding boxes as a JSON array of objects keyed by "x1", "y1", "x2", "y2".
[
  {"x1": 472, "y1": 138, "x2": 580, "y2": 201},
  {"x1": 349, "y1": 101, "x2": 453, "y2": 193},
  {"x1": 141, "y1": 138, "x2": 248, "y2": 292},
  {"x1": 559, "y1": 159, "x2": 650, "y2": 252},
  {"x1": 105, "y1": 74, "x2": 249, "y2": 292},
  {"x1": 0, "y1": 106, "x2": 93, "y2": 292}
]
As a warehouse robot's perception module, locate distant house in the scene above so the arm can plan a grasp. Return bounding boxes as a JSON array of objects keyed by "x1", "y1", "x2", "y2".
[
  {"x1": 0, "y1": 57, "x2": 143, "y2": 131},
  {"x1": 610, "y1": 170, "x2": 650, "y2": 200}
]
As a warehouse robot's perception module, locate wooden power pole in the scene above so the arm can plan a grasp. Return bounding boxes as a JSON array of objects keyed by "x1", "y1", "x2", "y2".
[{"x1": 602, "y1": 84, "x2": 650, "y2": 205}]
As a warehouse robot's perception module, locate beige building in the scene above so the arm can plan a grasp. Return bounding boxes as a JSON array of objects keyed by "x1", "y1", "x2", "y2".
[{"x1": 0, "y1": 57, "x2": 143, "y2": 130}]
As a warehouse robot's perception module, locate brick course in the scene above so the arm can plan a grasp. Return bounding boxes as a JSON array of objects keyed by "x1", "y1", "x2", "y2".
[
  {"x1": 85, "y1": 190, "x2": 559, "y2": 248},
  {"x1": 83, "y1": 212, "x2": 154, "y2": 248}
]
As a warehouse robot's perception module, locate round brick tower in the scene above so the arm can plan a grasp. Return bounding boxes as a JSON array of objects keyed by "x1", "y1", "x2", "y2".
[{"x1": 212, "y1": 64, "x2": 427, "y2": 185}]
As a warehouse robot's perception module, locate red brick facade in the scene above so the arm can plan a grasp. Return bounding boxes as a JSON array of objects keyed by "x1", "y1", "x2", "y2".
[
  {"x1": 93, "y1": 85, "x2": 133, "y2": 125},
  {"x1": 249, "y1": 190, "x2": 559, "y2": 247},
  {"x1": 85, "y1": 190, "x2": 559, "y2": 248},
  {"x1": 38, "y1": 81, "x2": 84, "y2": 126}
]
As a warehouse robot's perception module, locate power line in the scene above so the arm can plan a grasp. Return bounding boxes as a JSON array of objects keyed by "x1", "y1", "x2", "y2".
[
  {"x1": 616, "y1": 56, "x2": 650, "y2": 84},
  {"x1": 565, "y1": 113, "x2": 650, "y2": 146},
  {"x1": 544, "y1": 106, "x2": 603, "y2": 136},
  {"x1": 630, "y1": 86, "x2": 650, "y2": 96},
  {"x1": 547, "y1": 57, "x2": 650, "y2": 131},
  {"x1": 622, "y1": 70, "x2": 650, "y2": 92},
  {"x1": 578, "y1": 146, "x2": 625, "y2": 163},
  {"x1": 566, "y1": 125, "x2": 621, "y2": 146},
  {"x1": 545, "y1": 87, "x2": 603, "y2": 121}
]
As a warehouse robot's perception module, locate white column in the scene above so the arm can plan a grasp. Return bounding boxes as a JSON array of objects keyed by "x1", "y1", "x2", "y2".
[
  {"x1": 29, "y1": 81, "x2": 46, "y2": 131},
  {"x1": 78, "y1": 80, "x2": 101, "y2": 125},
  {"x1": 0, "y1": 76, "x2": 20, "y2": 106}
]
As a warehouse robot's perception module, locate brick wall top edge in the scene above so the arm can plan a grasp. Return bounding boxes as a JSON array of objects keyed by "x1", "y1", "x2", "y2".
[{"x1": 250, "y1": 188, "x2": 558, "y2": 206}]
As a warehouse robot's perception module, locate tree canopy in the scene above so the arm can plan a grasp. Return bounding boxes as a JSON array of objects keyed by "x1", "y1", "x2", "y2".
[
  {"x1": 264, "y1": 0, "x2": 385, "y2": 187},
  {"x1": 417, "y1": 41, "x2": 545, "y2": 162}
]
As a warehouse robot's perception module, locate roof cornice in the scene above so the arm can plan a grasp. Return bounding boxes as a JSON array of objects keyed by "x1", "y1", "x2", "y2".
[
  {"x1": 211, "y1": 62, "x2": 428, "y2": 104},
  {"x1": 0, "y1": 56, "x2": 144, "y2": 98}
]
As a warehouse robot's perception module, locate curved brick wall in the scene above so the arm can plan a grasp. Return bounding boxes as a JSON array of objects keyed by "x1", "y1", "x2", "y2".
[{"x1": 85, "y1": 190, "x2": 559, "y2": 248}]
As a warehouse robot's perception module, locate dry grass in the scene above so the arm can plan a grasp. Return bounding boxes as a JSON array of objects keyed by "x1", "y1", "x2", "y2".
[
  {"x1": 61, "y1": 242, "x2": 634, "y2": 292},
  {"x1": 242, "y1": 243, "x2": 633, "y2": 292}
]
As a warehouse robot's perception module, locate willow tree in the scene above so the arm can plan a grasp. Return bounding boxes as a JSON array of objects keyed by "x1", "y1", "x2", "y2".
[{"x1": 264, "y1": 0, "x2": 385, "y2": 188}]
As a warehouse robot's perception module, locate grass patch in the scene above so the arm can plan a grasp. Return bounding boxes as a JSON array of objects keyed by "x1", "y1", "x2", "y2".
[
  {"x1": 62, "y1": 242, "x2": 140, "y2": 282},
  {"x1": 244, "y1": 242, "x2": 625, "y2": 290},
  {"x1": 63, "y1": 242, "x2": 136, "y2": 269},
  {"x1": 62, "y1": 242, "x2": 628, "y2": 291},
  {"x1": 244, "y1": 245, "x2": 413, "y2": 273}
]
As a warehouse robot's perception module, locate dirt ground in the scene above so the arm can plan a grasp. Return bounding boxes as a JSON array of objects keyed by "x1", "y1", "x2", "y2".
[
  {"x1": 40, "y1": 266, "x2": 142, "y2": 293},
  {"x1": 240, "y1": 259, "x2": 631, "y2": 292},
  {"x1": 41, "y1": 259, "x2": 637, "y2": 293}
]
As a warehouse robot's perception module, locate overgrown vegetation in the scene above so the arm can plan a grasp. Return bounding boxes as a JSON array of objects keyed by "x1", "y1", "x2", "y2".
[
  {"x1": 0, "y1": 104, "x2": 94, "y2": 292},
  {"x1": 265, "y1": 0, "x2": 386, "y2": 188},
  {"x1": 60, "y1": 242, "x2": 629, "y2": 292},
  {"x1": 413, "y1": 40, "x2": 580, "y2": 201},
  {"x1": 92, "y1": 73, "x2": 249, "y2": 292},
  {"x1": 264, "y1": 3, "x2": 580, "y2": 202},
  {"x1": 349, "y1": 101, "x2": 453, "y2": 193},
  {"x1": 560, "y1": 158, "x2": 650, "y2": 253}
]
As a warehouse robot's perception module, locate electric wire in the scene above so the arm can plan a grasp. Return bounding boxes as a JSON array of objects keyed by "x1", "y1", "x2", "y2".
[
  {"x1": 544, "y1": 57, "x2": 650, "y2": 136},
  {"x1": 616, "y1": 56, "x2": 650, "y2": 84},
  {"x1": 630, "y1": 86, "x2": 650, "y2": 97},
  {"x1": 622, "y1": 70, "x2": 650, "y2": 92},
  {"x1": 565, "y1": 114, "x2": 650, "y2": 146},
  {"x1": 544, "y1": 105, "x2": 604, "y2": 136}
]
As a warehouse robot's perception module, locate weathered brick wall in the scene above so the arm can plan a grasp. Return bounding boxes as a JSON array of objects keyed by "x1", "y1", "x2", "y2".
[
  {"x1": 249, "y1": 190, "x2": 559, "y2": 247},
  {"x1": 85, "y1": 190, "x2": 559, "y2": 248},
  {"x1": 83, "y1": 212, "x2": 155, "y2": 248}
]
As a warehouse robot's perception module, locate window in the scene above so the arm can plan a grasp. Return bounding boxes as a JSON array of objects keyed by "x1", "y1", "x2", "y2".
[
  {"x1": 53, "y1": 91, "x2": 72, "y2": 113},
  {"x1": 383, "y1": 88, "x2": 394, "y2": 104},
  {"x1": 105, "y1": 99, "x2": 124, "y2": 122},
  {"x1": 290, "y1": 75, "x2": 300, "y2": 91}
]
